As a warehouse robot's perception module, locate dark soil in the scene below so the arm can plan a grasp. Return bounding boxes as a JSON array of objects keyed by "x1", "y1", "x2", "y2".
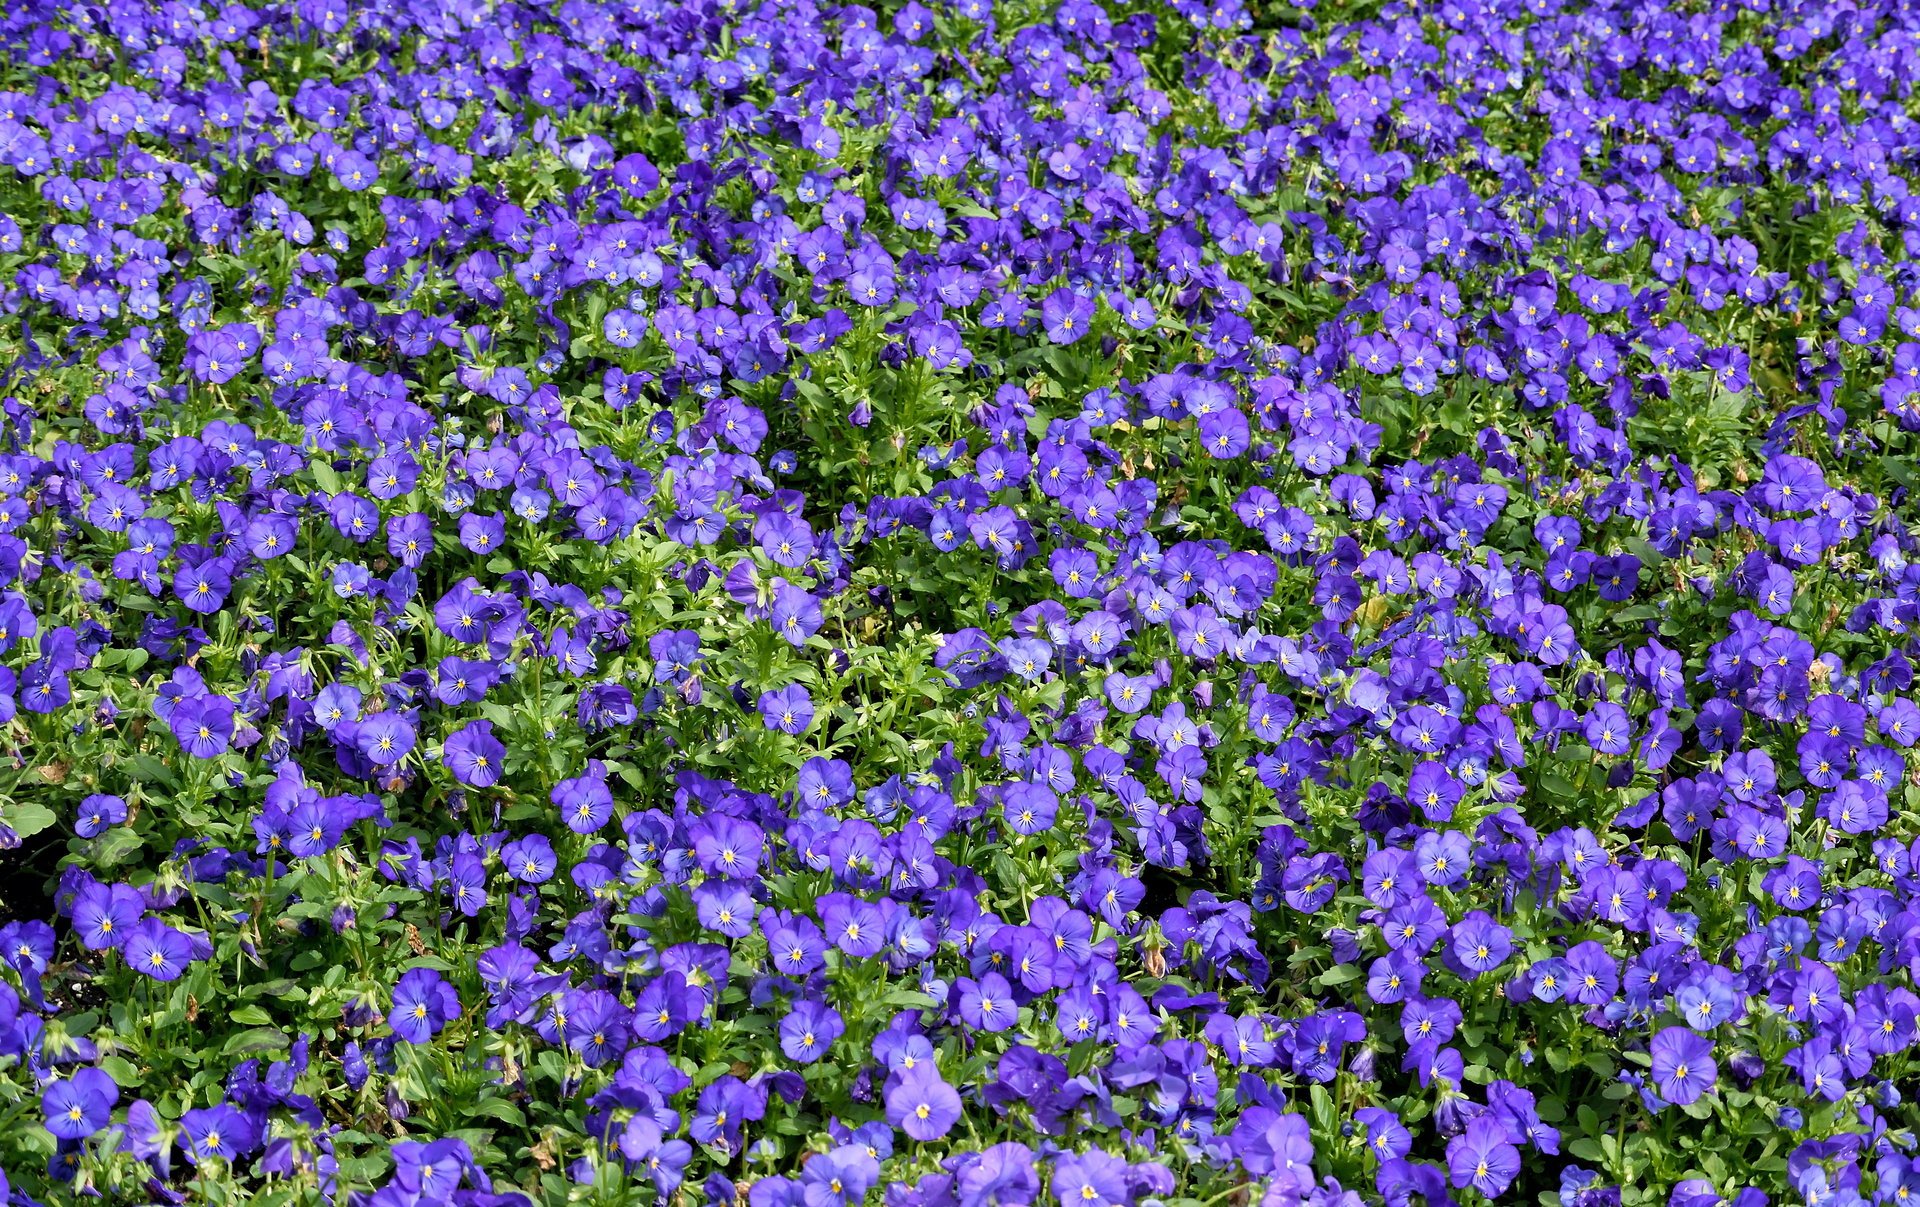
[{"x1": 0, "y1": 830, "x2": 66, "y2": 925}]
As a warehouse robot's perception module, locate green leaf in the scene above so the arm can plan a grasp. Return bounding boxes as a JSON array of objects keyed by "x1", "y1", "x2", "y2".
[
  {"x1": 3, "y1": 803, "x2": 57, "y2": 841},
  {"x1": 220, "y1": 1027, "x2": 290, "y2": 1056},
  {"x1": 100, "y1": 1056, "x2": 144, "y2": 1088},
  {"x1": 470, "y1": 1097, "x2": 527, "y2": 1126},
  {"x1": 130, "y1": 755, "x2": 179, "y2": 788},
  {"x1": 309, "y1": 457, "x2": 342, "y2": 494},
  {"x1": 91, "y1": 827, "x2": 146, "y2": 868},
  {"x1": 1308, "y1": 1084, "x2": 1337, "y2": 1136},
  {"x1": 1537, "y1": 773, "x2": 1578, "y2": 800}
]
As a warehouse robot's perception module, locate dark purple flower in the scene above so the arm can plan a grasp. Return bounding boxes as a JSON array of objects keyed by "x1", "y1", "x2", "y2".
[
  {"x1": 1041, "y1": 288, "x2": 1095, "y2": 345},
  {"x1": 442, "y1": 719, "x2": 505, "y2": 788},
  {"x1": 391, "y1": 968, "x2": 459, "y2": 1043},
  {"x1": 169, "y1": 693, "x2": 235, "y2": 759},
  {"x1": 1447, "y1": 1116, "x2": 1520, "y2": 1197},
  {"x1": 1649, "y1": 1026, "x2": 1716, "y2": 1106},
  {"x1": 886, "y1": 1066, "x2": 961, "y2": 1141},
  {"x1": 759, "y1": 684, "x2": 815, "y2": 734},
  {"x1": 42, "y1": 1069, "x2": 117, "y2": 1140},
  {"x1": 124, "y1": 919, "x2": 194, "y2": 982}
]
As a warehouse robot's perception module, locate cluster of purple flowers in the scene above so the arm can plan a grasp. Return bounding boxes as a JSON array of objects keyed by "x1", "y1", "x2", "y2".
[{"x1": 2, "y1": 0, "x2": 1920, "y2": 1201}]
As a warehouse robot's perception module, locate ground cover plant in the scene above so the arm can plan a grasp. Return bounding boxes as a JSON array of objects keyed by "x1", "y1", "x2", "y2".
[{"x1": 3, "y1": 0, "x2": 1920, "y2": 1202}]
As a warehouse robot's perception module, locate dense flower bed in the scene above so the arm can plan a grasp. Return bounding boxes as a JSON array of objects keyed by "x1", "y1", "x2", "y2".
[{"x1": 2, "y1": 0, "x2": 1919, "y2": 1202}]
